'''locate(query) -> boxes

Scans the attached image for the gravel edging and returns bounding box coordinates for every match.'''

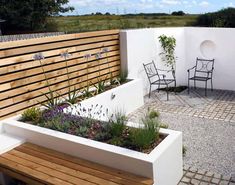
[158,112,235,178]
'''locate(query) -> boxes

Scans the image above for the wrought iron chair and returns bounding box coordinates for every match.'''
[187,57,215,96]
[143,61,176,100]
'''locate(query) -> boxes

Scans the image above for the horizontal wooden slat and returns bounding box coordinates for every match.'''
[0,69,120,118]
[0,51,120,87]
[0,143,153,185]
[9,150,118,185]
[0,166,44,185]
[2,153,96,185]
[0,56,120,101]
[0,30,121,120]
[0,30,119,50]
[0,157,72,185]
[19,143,152,185]
[0,35,119,58]
[0,45,119,75]
[0,70,120,119]
[0,39,118,67]
[0,60,120,108]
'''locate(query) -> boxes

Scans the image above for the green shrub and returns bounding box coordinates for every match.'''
[108,112,127,137]
[129,113,160,150]
[148,109,160,119]
[160,123,169,129]
[196,8,235,27]
[21,107,41,122]
[109,137,124,146]
[93,78,106,94]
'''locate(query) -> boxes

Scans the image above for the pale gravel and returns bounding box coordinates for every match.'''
[159,112,235,178]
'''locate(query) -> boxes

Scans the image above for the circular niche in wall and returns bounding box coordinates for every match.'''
[200,40,216,59]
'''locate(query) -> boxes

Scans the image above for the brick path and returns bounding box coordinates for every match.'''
[129,88,235,123]
[179,166,235,185]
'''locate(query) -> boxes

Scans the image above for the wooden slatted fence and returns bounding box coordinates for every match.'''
[0,30,120,120]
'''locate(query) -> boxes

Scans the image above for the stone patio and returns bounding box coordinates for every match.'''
[129,88,235,123]
[179,166,235,185]
[128,88,235,184]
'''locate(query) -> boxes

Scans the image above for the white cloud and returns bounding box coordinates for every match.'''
[69,0,127,7]
[228,2,235,7]
[199,1,210,7]
[161,0,181,5]
[192,0,197,5]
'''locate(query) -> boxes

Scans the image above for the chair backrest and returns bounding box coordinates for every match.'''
[195,58,215,77]
[143,61,160,83]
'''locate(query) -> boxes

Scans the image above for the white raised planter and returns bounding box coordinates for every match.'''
[77,78,144,116]
[2,118,183,185]
[0,78,182,184]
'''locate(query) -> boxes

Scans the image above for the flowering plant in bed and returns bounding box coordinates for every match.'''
[20,105,166,153]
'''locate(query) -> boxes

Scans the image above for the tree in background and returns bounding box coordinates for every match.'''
[196,8,235,27]
[0,0,74,33]
[171,11,185,16]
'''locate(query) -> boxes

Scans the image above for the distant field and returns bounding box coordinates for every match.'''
[51,14,199,33]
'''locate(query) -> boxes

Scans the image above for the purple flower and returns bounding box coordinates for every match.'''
[61,51,72,59]
[84,54,92,60]
[32,53,45,60]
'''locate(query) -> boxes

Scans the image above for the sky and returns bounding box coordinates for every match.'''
[66,0,235,15]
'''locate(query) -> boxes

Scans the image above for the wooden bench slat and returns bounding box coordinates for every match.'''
[1,153,95,185]
[0,166,44,185]
[16,146,137,185]
[22,143,153,185]
[0,157,72,185]
[9,149,118,185]
[0,143,153,185]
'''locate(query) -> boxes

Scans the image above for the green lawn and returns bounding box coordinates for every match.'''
[51,14,199,33]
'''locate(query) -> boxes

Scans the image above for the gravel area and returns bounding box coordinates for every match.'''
[159,112,235,178]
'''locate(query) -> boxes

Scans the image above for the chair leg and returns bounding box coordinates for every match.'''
[149,85,152,98]
[205,81,207,96]
[166,84,169,101]
[158,83,160,93]
[211,79,213,91]
[194,80,196,89]
[188,79,190,94]
[174,80,176,95]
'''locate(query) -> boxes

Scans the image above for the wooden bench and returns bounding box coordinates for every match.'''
[0,143,153,185]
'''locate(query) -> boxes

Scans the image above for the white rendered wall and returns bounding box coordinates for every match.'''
[120,27,235,94]
[66,79,144,121]
[185,27,235,91]
[120,28,186,95]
